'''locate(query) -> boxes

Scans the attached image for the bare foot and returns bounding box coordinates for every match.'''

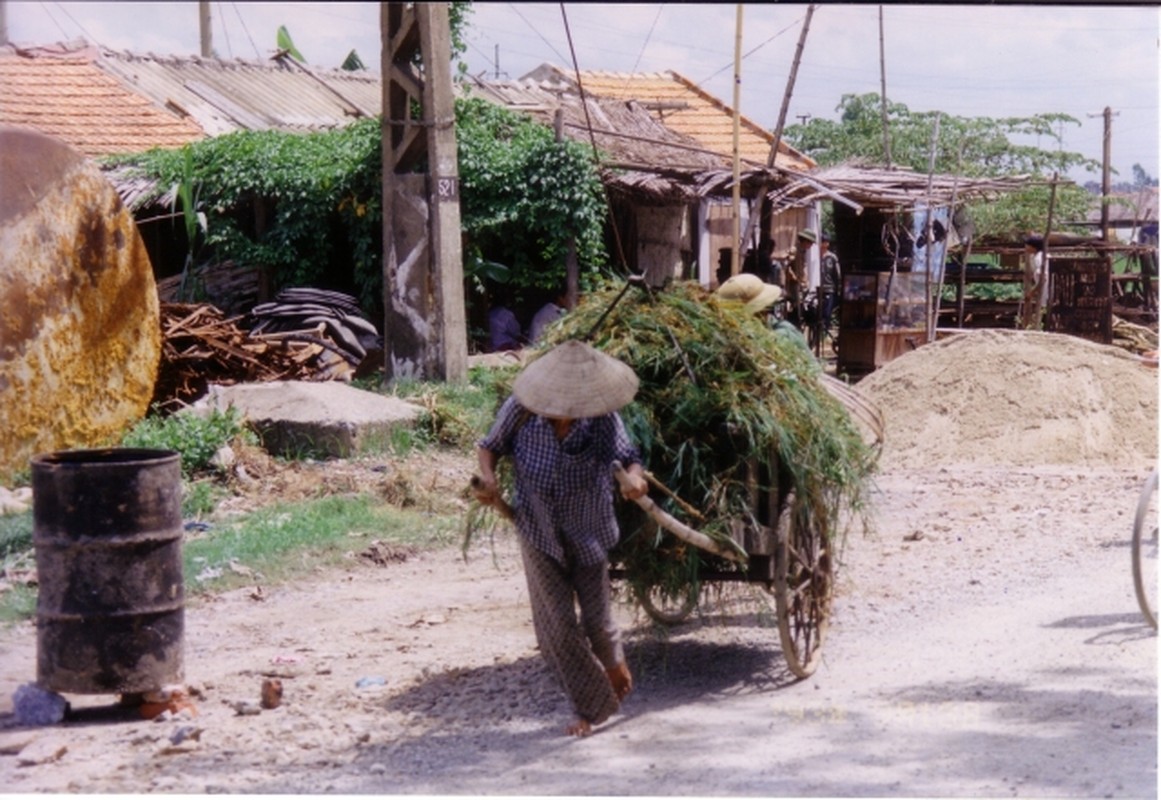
[565,717,592,737]
[606,662,633,701]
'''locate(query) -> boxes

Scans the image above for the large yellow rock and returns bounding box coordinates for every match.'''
[0,126,159,481]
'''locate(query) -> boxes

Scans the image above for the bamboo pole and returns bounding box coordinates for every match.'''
[731,4,744,278]
[738,4,816,259]
[878,5,891,168]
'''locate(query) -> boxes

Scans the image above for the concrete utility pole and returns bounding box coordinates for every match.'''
[381,2,467,383]
[0,1,9,48]
[199,1,212,58]
[1086,106,1118,242]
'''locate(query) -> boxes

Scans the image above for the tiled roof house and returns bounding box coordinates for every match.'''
[0,42,204,156]
[0,38,381,157]
[522,64,815,173]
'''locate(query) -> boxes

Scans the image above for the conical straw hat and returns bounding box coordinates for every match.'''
[716,273,783,314]
[513,339,639,419]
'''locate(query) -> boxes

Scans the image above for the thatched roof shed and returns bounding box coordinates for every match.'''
[770,162,1042,212]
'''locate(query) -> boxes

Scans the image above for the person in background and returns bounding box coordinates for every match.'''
[473,340,648,738]
[788,228,817,311]
[759,239,786,289]
[488,291,524,352]
[715,273,810,354]
[819,233,842,328]
[528,287,569,343]
[1021,234,1048,329]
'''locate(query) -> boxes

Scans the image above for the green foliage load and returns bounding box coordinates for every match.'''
[541,281,876,595]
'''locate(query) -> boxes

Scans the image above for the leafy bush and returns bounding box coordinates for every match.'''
[120,407,254,477]
[107,95,611,319]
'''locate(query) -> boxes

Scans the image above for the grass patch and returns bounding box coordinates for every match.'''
[358,367,512,451]
[0,493,462,622]
[121,406,255,477]
[185,493,459,592]
[0,511,33,558]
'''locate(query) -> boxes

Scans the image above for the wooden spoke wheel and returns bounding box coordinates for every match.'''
[634,581,699,625]
[770,492,832,678]
[630,520,699,625]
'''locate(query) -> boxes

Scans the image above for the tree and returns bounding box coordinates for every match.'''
[1132,163,1158,189]
[785,93,1101,237]
[456,97,609,299]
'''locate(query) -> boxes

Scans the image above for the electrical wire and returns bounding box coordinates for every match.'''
[229,1,262,61]
[698,14,803,86]
[559,3,634,279]
[37,3,73,42]
[626,4,664,77]
[45,1,96,45]
[215,1,232,58]
[509,2,571,65]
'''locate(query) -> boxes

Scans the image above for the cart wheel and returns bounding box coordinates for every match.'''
[1132,468,1158,631]
[770,492,831,678]
[634,581,698,625]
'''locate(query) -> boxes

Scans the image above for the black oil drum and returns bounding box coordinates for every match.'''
[31,448,184,694]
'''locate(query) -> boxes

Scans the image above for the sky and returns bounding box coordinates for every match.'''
[6,2,1158,185]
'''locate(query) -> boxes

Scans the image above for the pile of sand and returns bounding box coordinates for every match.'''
[856,329,1158,470]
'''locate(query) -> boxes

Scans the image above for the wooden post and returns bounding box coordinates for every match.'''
[921,114,940,336]
[1033,174,1059,328]
[731,4,743,278]
[878,6,891,168]
[929,142,963,342]
[381,2,467,383]
[1101,106,1112,242]
[199,1,212,58]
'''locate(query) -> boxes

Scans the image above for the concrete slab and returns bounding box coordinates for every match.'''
[193,381,425,459]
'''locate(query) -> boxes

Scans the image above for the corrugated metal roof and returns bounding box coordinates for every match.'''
[521,64,815,172]
[0,42,204,156]
[95,47,381,135]
[461,74,728,200]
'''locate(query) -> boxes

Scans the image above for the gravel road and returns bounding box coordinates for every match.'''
[1,460,1155,796]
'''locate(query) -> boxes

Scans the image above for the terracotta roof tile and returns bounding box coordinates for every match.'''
[569,68,814,171]
[0,47,204,157]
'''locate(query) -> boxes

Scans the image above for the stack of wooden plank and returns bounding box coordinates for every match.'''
[153,302,355,411]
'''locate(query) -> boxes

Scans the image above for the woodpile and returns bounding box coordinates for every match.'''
[156,261,261,316]
[1113,315,1160,356]
[154,289,383,411]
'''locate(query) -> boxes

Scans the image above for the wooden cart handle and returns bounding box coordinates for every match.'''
[612,461,746,564]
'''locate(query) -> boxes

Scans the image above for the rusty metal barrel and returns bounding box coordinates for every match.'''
[32,448,184,695]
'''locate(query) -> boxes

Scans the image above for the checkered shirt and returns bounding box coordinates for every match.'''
[478,396,641,567]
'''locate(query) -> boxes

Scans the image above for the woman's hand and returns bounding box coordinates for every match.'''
[474,447,501,506]
[620,464,648,501]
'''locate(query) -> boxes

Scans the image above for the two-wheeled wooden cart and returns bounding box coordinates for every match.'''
[608,372,881,681]
[610,449,833,680]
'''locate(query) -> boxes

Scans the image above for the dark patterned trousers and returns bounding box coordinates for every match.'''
[519,536,623,725]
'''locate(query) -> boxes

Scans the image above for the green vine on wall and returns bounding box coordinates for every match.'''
[106,95,609,317]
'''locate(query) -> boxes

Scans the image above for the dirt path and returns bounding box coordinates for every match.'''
[0,460,1155,796]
